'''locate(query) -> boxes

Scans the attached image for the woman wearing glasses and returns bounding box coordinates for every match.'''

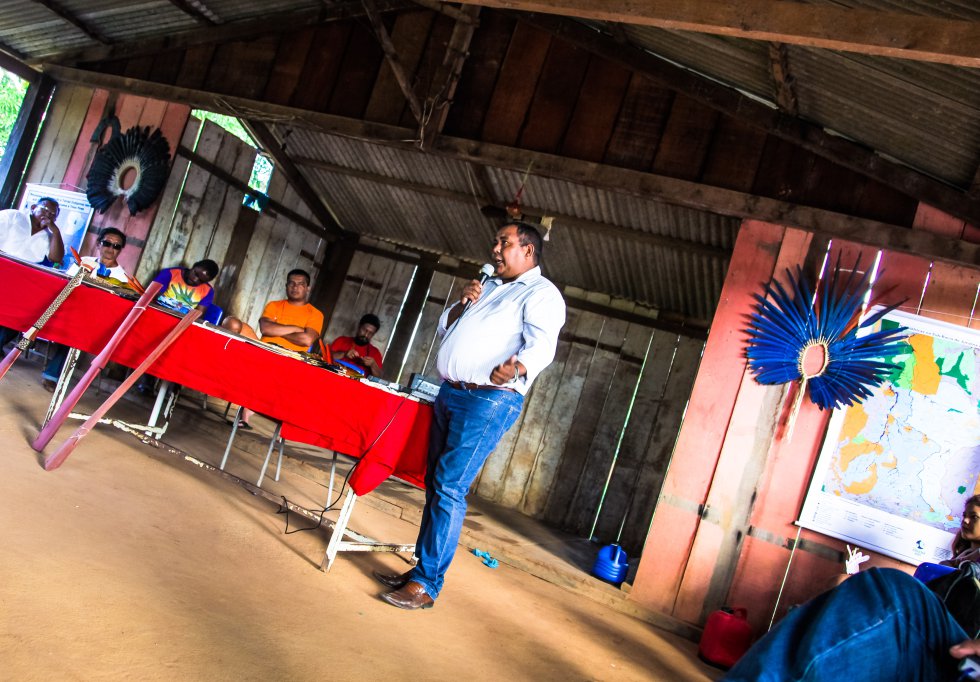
[40,227,129,391]
[69,227,128,282]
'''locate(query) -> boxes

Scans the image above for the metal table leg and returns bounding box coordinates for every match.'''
[42,347,81,428]
[219,405,243,470]
[256,422,283,487]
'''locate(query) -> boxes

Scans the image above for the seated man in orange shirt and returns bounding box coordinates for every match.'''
[257,269,324,352]
[222,268,324,428]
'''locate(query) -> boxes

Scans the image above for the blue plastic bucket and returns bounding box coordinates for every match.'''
[592,543,629,584]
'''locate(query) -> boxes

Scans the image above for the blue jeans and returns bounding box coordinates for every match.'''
[724,568,968,682]
[42,343,69,382]
[409,382,524,600]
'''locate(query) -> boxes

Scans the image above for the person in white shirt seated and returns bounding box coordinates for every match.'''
[0,197,66,360]
[40,227,129,391]
[0,196,65,266]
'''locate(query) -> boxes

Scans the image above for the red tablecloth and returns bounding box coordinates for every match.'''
[0,256,430,494]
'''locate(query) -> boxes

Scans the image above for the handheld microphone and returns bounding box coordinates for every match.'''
[477,263,495,284]
[462,263,495,311]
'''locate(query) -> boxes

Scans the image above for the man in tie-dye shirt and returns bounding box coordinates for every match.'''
[152,259,220,314]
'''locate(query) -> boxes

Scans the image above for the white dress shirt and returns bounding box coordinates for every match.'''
[436,266,566,396]
[0,209,51,263]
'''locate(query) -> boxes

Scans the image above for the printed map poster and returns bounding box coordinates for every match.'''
[19,184,95,271]
[798,308,980,565]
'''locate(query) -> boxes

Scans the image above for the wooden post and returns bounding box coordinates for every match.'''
[310,233,359,334]
[382,255,437,383]
[0,74,55,209]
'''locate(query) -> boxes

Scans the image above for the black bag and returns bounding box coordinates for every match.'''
[927,561,980,639]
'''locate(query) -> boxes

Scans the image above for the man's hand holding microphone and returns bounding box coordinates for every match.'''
[447,263,494,327]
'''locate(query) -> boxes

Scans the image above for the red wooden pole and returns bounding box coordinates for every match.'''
[32,281,163,452]
[43,308,202,470]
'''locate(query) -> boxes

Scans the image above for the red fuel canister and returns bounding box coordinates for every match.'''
[698,606,752,669]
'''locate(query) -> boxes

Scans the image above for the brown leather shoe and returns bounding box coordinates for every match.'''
[373,569,413,590]
[380,581,434,610]
[41,379,56,393]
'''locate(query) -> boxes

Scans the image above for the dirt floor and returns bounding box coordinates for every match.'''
[0,356,722,681]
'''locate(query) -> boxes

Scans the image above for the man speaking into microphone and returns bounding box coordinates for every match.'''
[376,221,566,610]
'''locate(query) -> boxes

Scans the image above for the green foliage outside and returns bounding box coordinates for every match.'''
[0,70,29,159]
[192,109,273,199]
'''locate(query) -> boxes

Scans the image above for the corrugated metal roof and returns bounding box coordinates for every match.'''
[616,18,980,189]
[622,25,775,104]
[0,3,97,56]
[288,127,735,323]
[790,47,980,185]
[197,0,320,22]
[0,1,199,56]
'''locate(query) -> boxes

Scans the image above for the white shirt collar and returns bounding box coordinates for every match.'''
[492,265,542,286]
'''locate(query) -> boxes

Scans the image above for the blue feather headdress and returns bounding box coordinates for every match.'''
[745,257,909,434]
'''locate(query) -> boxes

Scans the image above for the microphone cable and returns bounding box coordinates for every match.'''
[277,396,409,535]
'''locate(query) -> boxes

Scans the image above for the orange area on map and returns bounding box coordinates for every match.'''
[839,440,883,471]
[845,463,879,495]
[881,454,897,469]
[840,405,869,443]
[909,334,940,394]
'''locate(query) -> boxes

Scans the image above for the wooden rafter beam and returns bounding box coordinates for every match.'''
[419,4,480,146]
[292,154,731,258]
[41,66,980,267]
[521,14,980,226]
[412,0,479,24]
[767,42,797,116]
[969,163,980,201]
[0,51,39,83]
[426,137,980,267]
[165,0,220,25]
[362,0,426,126]
[30,0,111,45]
[450,0,980,67]
[244,120,348,238]
[34,0,415,66]
[175,144,341,242]
[0,41,29,66]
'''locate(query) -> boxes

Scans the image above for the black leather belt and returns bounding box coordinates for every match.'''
[447,380,516,393]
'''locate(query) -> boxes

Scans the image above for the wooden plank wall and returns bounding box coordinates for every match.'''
[135,118,325,328]
[23,86,191,275]
[630,215,980,636]
[326,249,703,552]
[323,249,417,354]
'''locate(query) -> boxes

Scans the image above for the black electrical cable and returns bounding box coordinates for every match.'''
[276,397,408,535]
[277,458,360,534]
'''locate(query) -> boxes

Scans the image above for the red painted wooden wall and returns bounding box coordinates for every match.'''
[60,91,191,276]
[630,209,980,636]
